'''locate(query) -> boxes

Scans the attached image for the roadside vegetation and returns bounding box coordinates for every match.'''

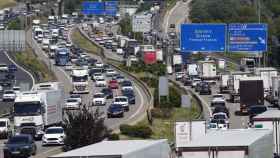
[189,0,280,67]
[71,29,103,55]
[13,46,56,82]
[0,0,16,9]
[7,17,22,30]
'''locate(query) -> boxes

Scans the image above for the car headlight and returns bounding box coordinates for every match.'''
[23,145,31,149]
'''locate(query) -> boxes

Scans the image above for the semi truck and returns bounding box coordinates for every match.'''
[173,54,182,66]
[239,78,264,114]
[240,58,255,72]
[254,67,278,96]
[71,68,89,94]
[187,64,198,77]
[198,60,217,79]
[219,74,230,93]
[55,48,70,66]
[13,82,63,140]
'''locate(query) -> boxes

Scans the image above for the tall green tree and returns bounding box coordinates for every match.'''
[63,106,109,151]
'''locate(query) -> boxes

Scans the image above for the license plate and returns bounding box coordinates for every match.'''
[12,151,20,154]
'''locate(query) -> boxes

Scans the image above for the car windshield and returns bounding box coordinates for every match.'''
[14,102,41,116]
[8,136,29,144]
[110,104,122,109]
[122,81,132,87]
[94,94,104,98]
[4,91,14,94]
[213,114,226,120]
[115,97,127,102]
[97,78,104,81]
[70,95,80,99]
[72,76,88,82]
[102,88,111,93]
[0,121,6,127]
[46,128,64,134]
[212,102,226,107]
[213,95,223,99]
[67,99,78,102]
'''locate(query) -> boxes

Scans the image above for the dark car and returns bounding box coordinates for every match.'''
[183,77,192,86]
[8,64,17,72]
[122,89,136,104]
[199,84,212,95]
[87,58,97,66]
[4,134,37,158]
[107,104,124,118]
[20,126,37,140]
[101,88,113,99]
[213,105,230,118]
[248,105,267,117]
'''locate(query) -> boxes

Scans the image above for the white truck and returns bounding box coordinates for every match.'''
[254,67,278,95]
[217,59,225,69]
[173,54,182,65]
[71,68,89,94]
[241,57,255,71]
[42,38,50,51]
[252,110,280,155]
[156,49,163,61]
[187,64,198,77]
[198,60,217,79]
[13,82,63,140]
[271,76,280,105]
[220,74,230,93]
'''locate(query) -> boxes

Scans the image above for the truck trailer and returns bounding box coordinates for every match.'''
[252,110,280,155]
[239,78,264,114]
[198,60,217,79]
[13,82,63,139]
[219,74,230,93]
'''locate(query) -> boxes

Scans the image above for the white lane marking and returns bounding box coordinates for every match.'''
[127,84,144,121]
[4,51,35,89]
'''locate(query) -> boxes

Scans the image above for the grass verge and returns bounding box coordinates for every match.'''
[120,99,200,142]
[223,52,248,61]
[71,29,102,56]
[0,0,16,9]
[13,46,56,82]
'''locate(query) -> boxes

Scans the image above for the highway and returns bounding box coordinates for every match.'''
[20,21,150,157]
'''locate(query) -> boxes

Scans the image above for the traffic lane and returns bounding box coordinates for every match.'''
[195,83,249,129]
[0,51,33,88]
[79,25,123,62]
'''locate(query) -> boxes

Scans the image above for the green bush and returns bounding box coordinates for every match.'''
[120,124,152,138]
[107,133,120,140]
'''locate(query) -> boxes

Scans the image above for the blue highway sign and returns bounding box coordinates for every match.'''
[180,23,226,52]
[82,2,105,15]
[105,1,118,16]
[228,23,267,52]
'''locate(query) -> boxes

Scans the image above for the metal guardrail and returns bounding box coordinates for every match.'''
[168,79,203,119]
[76,27,154,124]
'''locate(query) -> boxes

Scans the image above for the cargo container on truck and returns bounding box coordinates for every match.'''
[156,49,163,61]
[140,45,156,64]
[13,82,63,140]
[239,78,264,114]
[217,59,225,69]
[42,38,50,51]
[177,129,273,158]
[269,76,280,105]
[252,110,280,155]
[173,54,182,66]
[187,64,198,77]
[220,74,230,93]
[254,67,278,96]
[198,60,217,79]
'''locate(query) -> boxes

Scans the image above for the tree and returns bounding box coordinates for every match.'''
[63,106,110,151]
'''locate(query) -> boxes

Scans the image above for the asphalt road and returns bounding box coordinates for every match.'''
[17,22,149,157]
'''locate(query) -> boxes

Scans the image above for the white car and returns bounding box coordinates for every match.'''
[208,119,228,130]
[116,48,124,55]
[95,62,104,68]
[113,96,129,111]
[106,69,116,77]
[212,112,229,124]
[92,73,104,81]
[42,127,65,146]
[116,75,125,83]
[0,64,8,72]
[212,94,225,101]
[191,78,201,88]
[66,41,72,47]
[92,93,106,106]
[175,72,185,80]
[65,98,81,110]
[2,90,16,101]
[96,78,107,87]
[69,94,82,104]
